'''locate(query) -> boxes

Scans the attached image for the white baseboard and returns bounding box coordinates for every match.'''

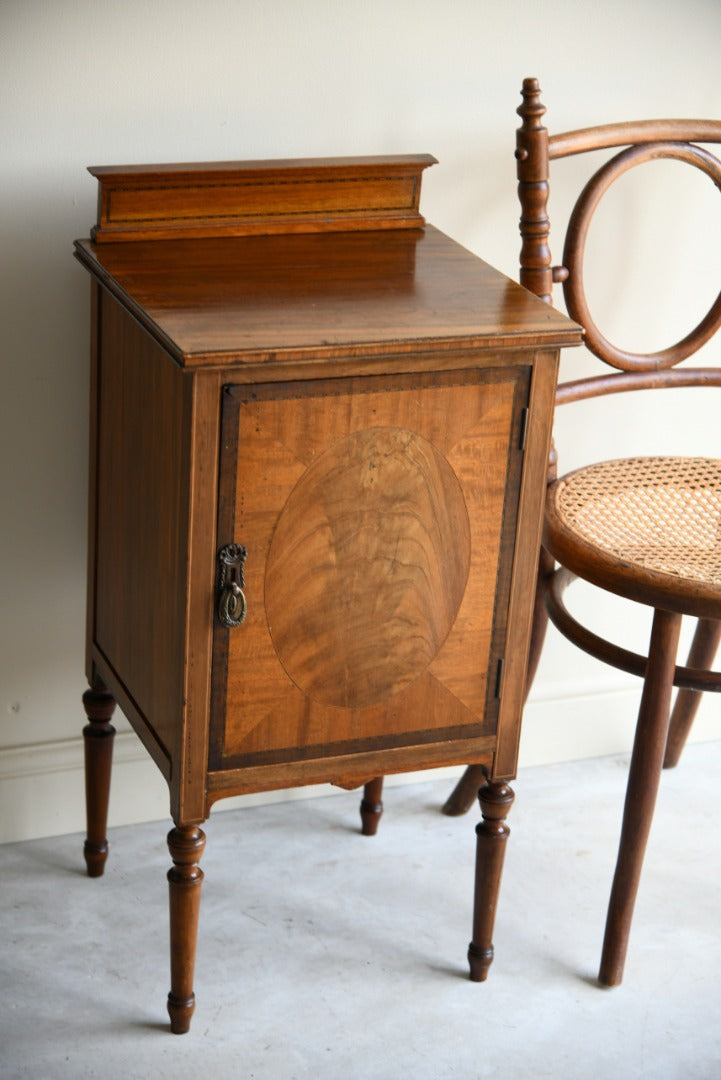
[1,683,718,844]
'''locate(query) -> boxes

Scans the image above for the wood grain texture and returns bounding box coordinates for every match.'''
[264,426,471,709]
[360,777,384,836]
[82,687,116,877]
[206,737,496,805]
[493,350,559,778]
[211,366,528,773]
[74,226,581,369]
[174,370,223,824]
[663,617,721,768]
[468,778,515,982]
[88,155,436,242]
[549,118,721,159]
[166,825,205,1034]
[599,609,682,986]
[93,296,188,776]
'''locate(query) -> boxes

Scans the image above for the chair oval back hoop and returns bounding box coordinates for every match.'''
[561,141,721,372]
[516,77,721,390]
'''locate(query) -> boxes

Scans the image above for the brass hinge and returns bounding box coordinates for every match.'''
[494,656,505,699]
[519,407,529,452]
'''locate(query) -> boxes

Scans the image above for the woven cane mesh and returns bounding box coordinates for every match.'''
[553,457,721,584]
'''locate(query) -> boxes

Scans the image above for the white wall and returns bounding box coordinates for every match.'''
[2,0,721,841]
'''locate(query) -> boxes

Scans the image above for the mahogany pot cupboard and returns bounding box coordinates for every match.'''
[74,154,581,1032]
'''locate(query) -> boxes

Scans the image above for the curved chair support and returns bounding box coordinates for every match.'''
[545,568,721,694]
[556,367,721,406]
[549,119,721,160]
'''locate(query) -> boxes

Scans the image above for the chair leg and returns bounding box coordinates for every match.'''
[599,608,682,987]
[468,775,515,982]
[443,548,553,817]
[82,685,116,878]
[663,617,721,769]
[441,764,487,818]
[360,776,384,836]
[167,825,206,1034]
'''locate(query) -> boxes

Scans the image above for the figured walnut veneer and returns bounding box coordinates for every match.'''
[265,426,471,709]
[211,367,527,775]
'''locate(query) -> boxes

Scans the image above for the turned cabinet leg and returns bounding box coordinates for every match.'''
[468,774,515,982]
[82,686,116,878]
[599,608,682,987]
[167,825,206,1034]
[663,617,721,769]
[360,776,384,836]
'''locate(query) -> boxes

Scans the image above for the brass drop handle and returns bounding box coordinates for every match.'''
[217,544,248,628]
[218,580,247,627]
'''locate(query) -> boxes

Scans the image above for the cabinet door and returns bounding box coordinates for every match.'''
[210,365,530,778]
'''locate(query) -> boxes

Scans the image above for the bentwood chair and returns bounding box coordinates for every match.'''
[444,78,721,986]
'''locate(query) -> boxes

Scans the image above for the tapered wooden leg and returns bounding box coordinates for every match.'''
[82,686,116,878]
[599,608,682,987]
[468,775,515,982]
[663,617,721,769]
[360,776,384,836]
[167,825,206,1034]
[444,548,553,817]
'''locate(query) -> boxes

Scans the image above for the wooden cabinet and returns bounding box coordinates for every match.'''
[74,156,581,1033]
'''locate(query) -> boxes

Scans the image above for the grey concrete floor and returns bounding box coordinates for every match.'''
[2,744,721,1079]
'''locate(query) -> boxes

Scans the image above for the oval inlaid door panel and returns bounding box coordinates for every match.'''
[212,367,528,770]
[264,426,471,709]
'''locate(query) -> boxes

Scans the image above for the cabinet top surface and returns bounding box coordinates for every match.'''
[74,225,581,368]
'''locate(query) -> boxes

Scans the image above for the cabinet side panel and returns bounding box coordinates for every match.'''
[85,280,101,681]
[93,296,187,770]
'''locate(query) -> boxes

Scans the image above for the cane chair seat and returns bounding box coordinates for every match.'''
[545,456,721,617]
